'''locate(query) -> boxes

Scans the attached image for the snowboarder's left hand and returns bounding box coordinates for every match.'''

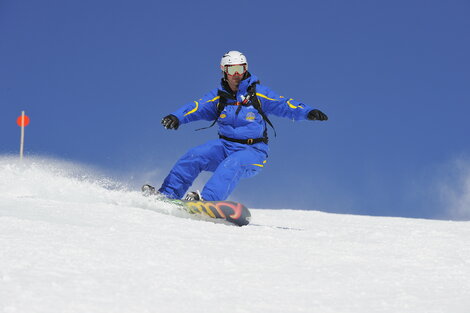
[161,114,180,130]
[308,109,328,121]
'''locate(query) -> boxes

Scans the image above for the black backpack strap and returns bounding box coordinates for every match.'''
[248,83,277,137]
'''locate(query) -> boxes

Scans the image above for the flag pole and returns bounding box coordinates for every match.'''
[20,111,25,160]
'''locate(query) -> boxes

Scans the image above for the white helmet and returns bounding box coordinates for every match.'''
[220,51,248,70]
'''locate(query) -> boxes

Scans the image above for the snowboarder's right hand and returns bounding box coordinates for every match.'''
[161,114,180,130]
[307,109,328,121]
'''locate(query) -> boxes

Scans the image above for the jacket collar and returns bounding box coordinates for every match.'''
[220,72,259,96]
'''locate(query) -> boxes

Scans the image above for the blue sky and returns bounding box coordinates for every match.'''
[1,0,469,219]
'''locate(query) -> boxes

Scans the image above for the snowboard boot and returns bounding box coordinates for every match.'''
[142,184,158,196]
[184,190,203,201]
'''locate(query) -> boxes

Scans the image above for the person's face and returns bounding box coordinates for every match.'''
[227,72,243,86]
[224,64,247,86]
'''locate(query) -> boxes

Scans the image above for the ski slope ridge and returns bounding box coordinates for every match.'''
[1,156,469,313]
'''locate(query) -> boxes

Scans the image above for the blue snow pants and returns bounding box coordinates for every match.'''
[158,139,268,201]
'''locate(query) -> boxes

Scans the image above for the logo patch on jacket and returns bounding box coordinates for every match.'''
[219,113,227,119]
[245,112,256,122]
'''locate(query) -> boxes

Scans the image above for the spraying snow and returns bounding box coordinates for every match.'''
[1,156,469,313]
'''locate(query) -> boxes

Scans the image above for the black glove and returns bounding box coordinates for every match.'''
[307,109,328,121]
[161,114,180,130]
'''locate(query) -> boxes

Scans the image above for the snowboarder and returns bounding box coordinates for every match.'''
[157,51,328,201]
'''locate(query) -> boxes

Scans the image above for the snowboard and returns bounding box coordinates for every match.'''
[141,185,251,227]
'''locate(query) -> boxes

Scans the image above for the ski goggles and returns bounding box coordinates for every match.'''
[224,64,247,76]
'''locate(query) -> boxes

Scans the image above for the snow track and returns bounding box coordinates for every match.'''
[1,156,469,313]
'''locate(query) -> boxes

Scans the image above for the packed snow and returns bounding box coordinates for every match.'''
[1,156,469,313]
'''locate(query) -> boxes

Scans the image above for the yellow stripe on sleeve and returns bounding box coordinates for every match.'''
[257,93,299,109]
[287,98,298,109]
[184,101,199,116]
[256,93,277,101]
[251,160,267,167]
[183,95,221,117]
[207,96,220,102]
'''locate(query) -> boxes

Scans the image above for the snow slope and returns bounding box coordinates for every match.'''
[1,156,469,313]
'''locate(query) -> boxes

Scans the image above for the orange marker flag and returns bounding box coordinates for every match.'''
[16,114,30,127]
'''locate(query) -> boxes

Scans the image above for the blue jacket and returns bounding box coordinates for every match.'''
[170,73,314,143]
